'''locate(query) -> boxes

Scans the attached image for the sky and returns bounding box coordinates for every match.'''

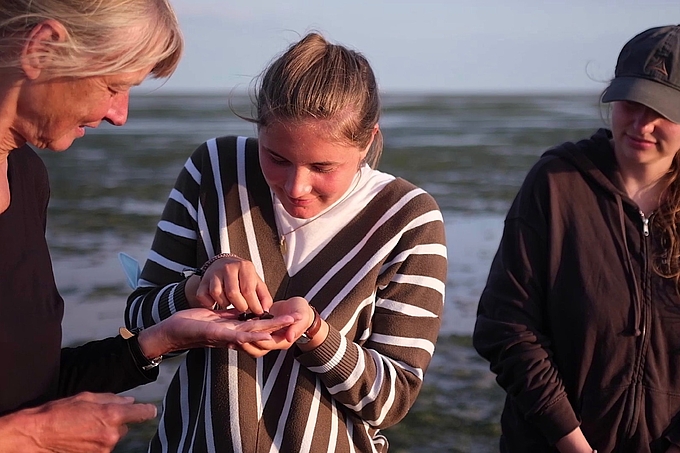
[146,1,680,95]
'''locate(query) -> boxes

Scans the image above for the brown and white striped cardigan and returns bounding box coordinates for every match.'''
[126,136,447,453]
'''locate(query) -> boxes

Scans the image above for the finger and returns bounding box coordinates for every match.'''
[255,283,274,312]
[270,326,299,346]
[118,403,158,424]
[208,275,233,310]
[249,335,292,351]
[237,276,267,315]
[233,331,273,343]
[287,325,302,343]
[240,316,296,333]
[240,284,265,315]
[194,284,222,309]
[207,329,272,347]
[239,342,269,358]
[117,423,130,440]
[76,392,135,405]
[218,272,249,312]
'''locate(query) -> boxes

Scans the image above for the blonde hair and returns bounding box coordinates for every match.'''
[651,155,680,291]
[0,0,183,79]
[252,32,383,168]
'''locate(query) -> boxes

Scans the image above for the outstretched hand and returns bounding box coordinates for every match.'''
[0,392,156,452]
[239,296,315,358]
[137,307,297,359]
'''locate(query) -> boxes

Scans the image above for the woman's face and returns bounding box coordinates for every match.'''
[14,67,151,151]
[258,120,370,219]
[611,100,680,172]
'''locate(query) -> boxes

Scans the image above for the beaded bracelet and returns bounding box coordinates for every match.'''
[181,252,242,279]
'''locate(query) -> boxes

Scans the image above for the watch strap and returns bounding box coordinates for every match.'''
[306,305,322,339]
[120,327,163,371]
[300,305,321,342]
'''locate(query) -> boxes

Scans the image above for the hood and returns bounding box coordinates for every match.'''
[543,128,643,336]
[541,128,628,201]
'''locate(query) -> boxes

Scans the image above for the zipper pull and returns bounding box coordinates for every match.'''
[640,211,649,237]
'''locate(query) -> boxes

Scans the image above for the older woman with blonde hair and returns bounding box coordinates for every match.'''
[0,1,294,451]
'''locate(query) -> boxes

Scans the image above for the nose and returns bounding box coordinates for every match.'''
[105,91,130,126]
[285,167,312,198]
[632,104,661,133]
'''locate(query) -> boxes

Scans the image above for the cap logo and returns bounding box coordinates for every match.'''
[647,54,669,77]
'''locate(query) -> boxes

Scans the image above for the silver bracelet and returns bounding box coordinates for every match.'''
[181,253,241,278]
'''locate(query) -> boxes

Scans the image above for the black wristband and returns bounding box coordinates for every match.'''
[120,327,162,371]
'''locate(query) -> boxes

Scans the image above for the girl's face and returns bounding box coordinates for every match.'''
[611,100,680,172]
[258,120,370,219]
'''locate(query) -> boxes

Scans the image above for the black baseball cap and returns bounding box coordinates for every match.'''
[602,25,680,124]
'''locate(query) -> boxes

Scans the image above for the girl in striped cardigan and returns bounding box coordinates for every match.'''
[127,32,447,453]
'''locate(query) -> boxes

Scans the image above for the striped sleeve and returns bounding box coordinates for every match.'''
[296,189,447,429]
[125,142,209,329]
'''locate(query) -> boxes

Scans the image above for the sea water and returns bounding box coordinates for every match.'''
[41,91,605,452]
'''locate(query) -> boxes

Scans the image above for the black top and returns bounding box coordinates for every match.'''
[474,129,680,452]
[0,146,156,416]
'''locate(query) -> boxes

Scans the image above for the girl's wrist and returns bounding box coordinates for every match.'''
[181,253,242,279]
[296,317,329,351]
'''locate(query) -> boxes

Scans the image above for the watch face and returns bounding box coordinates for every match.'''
[142,356,163,370]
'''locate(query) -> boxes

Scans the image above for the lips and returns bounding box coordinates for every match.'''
[626,133,655,149]
[287,197,314,207]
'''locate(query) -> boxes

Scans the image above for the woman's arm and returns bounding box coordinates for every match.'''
[472,177,581,446]
[125,146,208,329]
[296,192,447,429]
[60,308,294,396]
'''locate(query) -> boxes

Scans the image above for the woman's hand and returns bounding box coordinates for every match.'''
[238,297,320,358]
[555,427,594,453]
[0,392,157,453]
[184,256,273,314]
[136,307,297,358]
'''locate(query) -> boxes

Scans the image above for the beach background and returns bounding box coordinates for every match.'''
[41,91,605,452]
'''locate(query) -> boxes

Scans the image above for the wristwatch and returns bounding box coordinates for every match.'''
[120,326,163,371]
[296,305,322,345]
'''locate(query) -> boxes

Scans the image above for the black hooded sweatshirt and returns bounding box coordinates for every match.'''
[474,129,680,453]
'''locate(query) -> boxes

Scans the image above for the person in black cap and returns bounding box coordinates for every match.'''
[473,25,680,453]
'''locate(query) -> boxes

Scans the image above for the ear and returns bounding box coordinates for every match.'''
[371,123,380,140]
[20,19,68,80]
[362,123,380,154]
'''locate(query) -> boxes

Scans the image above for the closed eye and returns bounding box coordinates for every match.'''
[268,154,289,165]
[312,165,334,173]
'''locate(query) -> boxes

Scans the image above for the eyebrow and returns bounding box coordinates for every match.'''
[117,80,145,89]
[264,147,339,166]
